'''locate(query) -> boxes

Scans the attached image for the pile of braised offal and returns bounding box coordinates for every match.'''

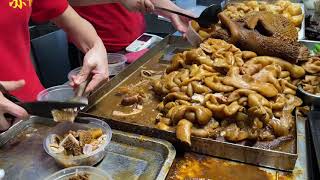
[152,38,320,146]
[223,0,304,29]
[301,55,320,95]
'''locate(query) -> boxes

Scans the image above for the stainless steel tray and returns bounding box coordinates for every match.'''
[83,35,298,171]
[0,117,176,180]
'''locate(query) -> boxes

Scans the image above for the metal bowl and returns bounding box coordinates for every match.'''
[297,85,320,109]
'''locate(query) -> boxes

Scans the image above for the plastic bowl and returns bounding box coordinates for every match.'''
[43,117,112,167]
[186,21,202,47]
[44,166,112,180]
[68,53,127,80]
[37,85,75,102]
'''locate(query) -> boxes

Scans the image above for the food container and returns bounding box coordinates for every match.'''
[68,53,127,80]
[37,85,75,102]
[43,117,112,167]
[44,166,112,180]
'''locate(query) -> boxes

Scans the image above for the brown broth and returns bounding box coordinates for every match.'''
[166,153,276,180]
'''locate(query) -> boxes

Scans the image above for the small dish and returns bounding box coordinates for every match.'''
[43,117,112,167]
[44,166,112,180]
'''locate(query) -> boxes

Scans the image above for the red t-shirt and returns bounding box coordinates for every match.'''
[0,0,68,101]
[74,3,145,52]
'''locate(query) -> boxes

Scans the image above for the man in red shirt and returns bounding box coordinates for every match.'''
[0,0,150,131]
[69,0,193,52]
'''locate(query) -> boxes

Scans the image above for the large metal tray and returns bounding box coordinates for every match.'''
[0,117,176,180]
[83,35,298,171]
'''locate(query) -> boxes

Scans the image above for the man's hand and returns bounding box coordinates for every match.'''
[52,6,109,93]
[71,42,109,93]
[150,0,195,33]
[0,80,29,132]
[168,10,195,33]
[119,0,154,12]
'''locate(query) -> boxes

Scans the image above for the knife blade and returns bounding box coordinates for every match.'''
[3,93,86,118]
[17,101,87,118]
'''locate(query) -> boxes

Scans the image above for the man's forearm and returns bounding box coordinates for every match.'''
[68,0,117,6]
[151,0,179,9]
[52,5,104,53]
[150,0,184,15]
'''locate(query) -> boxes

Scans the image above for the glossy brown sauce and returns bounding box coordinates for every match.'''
[88,55,167,127]
[166,153,276,180]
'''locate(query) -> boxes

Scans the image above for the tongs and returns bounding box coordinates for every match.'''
[0,84,86,119]
[155,4,222,28]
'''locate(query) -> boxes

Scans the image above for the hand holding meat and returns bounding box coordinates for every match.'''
[71,41,109,93]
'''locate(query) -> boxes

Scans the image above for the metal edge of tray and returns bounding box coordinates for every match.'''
[299,39,320,50]
[0,119,34,147]
[0,116,176,180]
[110,129,176,180]
[80,112,298,171]
[82,35,298,171]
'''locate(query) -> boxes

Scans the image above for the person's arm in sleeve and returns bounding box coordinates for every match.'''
[69,0,194,33]
[51,5,108,93]
[69,0,154,12]
[69,0,116,6]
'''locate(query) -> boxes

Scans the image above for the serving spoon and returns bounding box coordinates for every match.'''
[155,4,222,28]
